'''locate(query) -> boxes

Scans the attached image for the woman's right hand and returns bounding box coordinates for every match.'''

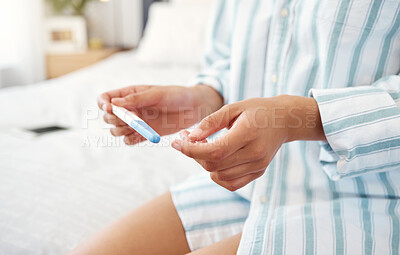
[97,85,223,145]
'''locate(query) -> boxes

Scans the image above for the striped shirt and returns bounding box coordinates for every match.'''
[191,0,400,254]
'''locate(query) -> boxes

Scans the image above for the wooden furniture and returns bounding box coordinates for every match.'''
[46,48,121,79]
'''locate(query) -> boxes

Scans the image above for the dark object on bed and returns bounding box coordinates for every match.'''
[27,126,69,135]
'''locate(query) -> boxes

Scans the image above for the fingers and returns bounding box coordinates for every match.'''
[98,94,114,113]
[196,147,267,172]
[210,170,265,192]
[104,112,136,138]
[208,160,267,181]
[103,113,126,126]
[97,85,151,113]
[199,142,268,172]
[172,139,229,161]
[188,103,242,141]
[111,88,162,110]
[98,86,158,144]
[107,121,146,145]
[179,130,207,143]
[179,130,191,141]
[98,88,128,113]
[172,118,250,161]
[110,126,135,137]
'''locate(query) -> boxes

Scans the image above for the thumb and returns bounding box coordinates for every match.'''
[111,89,161,109]
[189,104,241,141]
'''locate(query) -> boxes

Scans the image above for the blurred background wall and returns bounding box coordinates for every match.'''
[0,0,45,87]
[0,0,162,88]
[85,0,143,49]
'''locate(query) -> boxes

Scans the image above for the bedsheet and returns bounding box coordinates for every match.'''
[0,51,203,254]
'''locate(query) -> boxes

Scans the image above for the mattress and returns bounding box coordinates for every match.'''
[0,52,204,254]
[0,0,214,252]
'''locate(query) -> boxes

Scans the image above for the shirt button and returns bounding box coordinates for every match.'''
[260,196,268,204]
[270,74,278,83]
[280,8,289,18]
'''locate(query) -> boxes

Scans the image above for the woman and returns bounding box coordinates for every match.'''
[72,0,400,254]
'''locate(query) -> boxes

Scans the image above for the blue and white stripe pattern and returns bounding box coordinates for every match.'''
[174,0,400,254]
[171,174,250,251]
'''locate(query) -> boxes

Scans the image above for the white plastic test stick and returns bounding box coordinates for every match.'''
[111,104,161,143]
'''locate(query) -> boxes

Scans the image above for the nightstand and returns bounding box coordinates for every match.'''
[46,48,121,79]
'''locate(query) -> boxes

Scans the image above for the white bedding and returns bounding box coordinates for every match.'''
[0,1,212,254]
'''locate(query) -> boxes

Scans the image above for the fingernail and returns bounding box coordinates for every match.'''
[189,128,202,138]
[124,137,131,145]
[102,104,107,112]
[171,141,182,151]
[179,131,189,141]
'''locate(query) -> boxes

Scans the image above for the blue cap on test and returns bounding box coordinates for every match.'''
[130,120,161,144]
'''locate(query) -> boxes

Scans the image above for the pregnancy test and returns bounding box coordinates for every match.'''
[111,104,161,143]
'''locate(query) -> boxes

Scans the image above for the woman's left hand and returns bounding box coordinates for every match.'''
[171,95,325,191]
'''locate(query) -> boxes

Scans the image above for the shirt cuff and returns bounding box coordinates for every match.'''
[309,85,400,180]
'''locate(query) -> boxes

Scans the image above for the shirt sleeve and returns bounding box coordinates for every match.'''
[190,0,233,103]
[309,75,400,180]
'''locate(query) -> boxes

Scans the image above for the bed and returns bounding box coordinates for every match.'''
[0,1,212,254]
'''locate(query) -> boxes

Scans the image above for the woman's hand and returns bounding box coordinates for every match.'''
[171,95,325,191]
[98,85,223,145]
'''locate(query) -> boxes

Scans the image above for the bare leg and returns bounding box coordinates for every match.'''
[188,233,241,255]
[69,192,191,255]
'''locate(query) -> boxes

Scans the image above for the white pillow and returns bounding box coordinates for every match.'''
[134,1,212,66]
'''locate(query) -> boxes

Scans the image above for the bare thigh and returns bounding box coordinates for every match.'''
[69,192,191,255]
